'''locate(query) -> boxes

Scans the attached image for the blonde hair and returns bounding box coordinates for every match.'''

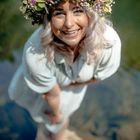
[41,10,112,65]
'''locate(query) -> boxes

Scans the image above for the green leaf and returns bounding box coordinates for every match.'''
[35,5,42,11]
[38,3,46,8]
[19,5,27,13]
[36,0,46,2]
[22,0,27,4]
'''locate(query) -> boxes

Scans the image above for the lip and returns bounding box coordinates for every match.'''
[61,29,80,38]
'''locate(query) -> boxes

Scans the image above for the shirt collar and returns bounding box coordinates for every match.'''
[54,52,65,64]
[54,51,86,65]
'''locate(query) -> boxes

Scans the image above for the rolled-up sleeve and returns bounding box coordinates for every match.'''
[22,40,56,94]
[94,26,121,80]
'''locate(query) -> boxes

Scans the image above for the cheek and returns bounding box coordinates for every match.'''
[78,15,89,28]
[51,18,64,34]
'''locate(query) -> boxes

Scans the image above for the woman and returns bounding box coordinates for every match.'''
[9,0,121,140]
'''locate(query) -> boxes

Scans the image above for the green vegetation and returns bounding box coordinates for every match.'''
[0,0,140,70]
[112,0,140,70]
[0,0,36,62]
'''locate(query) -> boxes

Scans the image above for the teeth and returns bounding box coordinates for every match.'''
[63,30,78,35]
[66,31,75,34]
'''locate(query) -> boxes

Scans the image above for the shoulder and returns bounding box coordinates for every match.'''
[100,25,121,63]
[24,25,44,50]
[29,26,44,41]
[22,26,48,72]
[23,25,44,57]
[103,25,121,48]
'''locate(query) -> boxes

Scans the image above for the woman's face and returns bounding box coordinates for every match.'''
[51,1,89,49]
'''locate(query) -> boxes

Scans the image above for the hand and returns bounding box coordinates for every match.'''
[44,111,63,124]
[67,77,98,87]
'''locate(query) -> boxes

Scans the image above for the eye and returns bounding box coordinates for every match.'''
[52,8,65,17]
[73,7,84,14]
[53,12,65,17]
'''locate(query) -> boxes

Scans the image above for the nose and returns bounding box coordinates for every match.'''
[64,13,74,29]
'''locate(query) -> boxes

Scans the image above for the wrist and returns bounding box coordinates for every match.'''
[51,110,61,116]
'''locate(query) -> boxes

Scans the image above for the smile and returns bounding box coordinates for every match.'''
[62,29,80,37]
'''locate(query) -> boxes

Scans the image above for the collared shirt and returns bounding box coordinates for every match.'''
[8,25,121,133]
[21,25,121,94]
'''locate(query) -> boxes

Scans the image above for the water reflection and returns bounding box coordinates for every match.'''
[0,50,140,140]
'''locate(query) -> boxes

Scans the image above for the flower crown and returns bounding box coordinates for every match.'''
[20,0,115,25]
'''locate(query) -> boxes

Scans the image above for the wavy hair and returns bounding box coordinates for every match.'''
[41,8,112,65]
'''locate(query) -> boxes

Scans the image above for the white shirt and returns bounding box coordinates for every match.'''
[22,25,121,93]
[8,25,121,133]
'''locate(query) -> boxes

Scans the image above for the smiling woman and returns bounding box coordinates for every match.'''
[8,0,121,140]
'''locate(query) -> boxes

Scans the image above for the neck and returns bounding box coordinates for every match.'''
[53,36,81,62]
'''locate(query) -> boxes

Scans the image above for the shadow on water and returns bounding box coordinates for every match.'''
[0,50,140,140]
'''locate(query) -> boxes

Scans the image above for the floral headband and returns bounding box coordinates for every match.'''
[20,0,115,25]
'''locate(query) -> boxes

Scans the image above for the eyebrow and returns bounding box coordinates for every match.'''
[53,8,64,12]
[73,6,82,10]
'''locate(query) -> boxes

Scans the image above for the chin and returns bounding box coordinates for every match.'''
[63,39,81,48]
[66,43,79,48]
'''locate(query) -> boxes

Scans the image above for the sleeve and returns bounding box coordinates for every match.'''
[94,26,121,80]
[22,27,57,94]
